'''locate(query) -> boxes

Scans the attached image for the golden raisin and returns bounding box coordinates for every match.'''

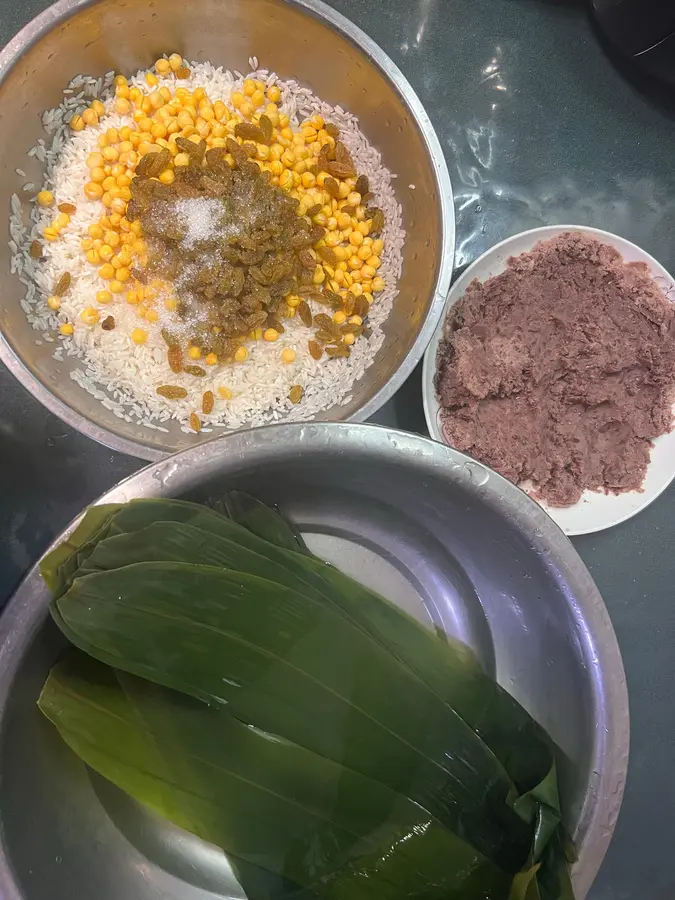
[202,390,214,415]
[183,365,206,377]
[168,346,183,374]
[53,272,71,296]
[308,340,323,360]
[298,300,312,328]
[289,385,304,404]
[189,412,201,432]
[156,385,188,399]
[57,202,77,214]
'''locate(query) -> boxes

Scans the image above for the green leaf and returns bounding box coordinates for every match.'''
[39,503,121,593]
[222,492,309,554]
[39,653,512,900]
[54,561,531,872]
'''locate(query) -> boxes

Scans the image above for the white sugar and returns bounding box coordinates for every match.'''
[175,197,225,248]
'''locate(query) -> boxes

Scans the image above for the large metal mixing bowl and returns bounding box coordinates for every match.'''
[0,424,627,900]
[0,0,454,460]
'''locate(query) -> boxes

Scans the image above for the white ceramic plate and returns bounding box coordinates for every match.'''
[422,225,675,536]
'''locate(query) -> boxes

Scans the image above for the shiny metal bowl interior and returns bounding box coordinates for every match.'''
[0,423,627,900]
[0,0,454,460]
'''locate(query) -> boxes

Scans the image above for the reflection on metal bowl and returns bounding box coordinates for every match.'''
[0,423,627,900]
[0,0,454,460]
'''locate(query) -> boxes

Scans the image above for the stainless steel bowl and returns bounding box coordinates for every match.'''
[0,0,454,460]
[0,423,627,900]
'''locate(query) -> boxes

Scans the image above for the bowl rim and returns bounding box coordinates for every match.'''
[0,422,628,900]
[0,0,456,461]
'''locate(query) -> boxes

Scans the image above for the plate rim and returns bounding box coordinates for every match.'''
[422,223,675,536]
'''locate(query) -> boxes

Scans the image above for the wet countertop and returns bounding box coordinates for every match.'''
[0,1,673,898]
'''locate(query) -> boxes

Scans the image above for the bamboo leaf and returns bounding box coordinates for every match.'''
[39,653,512,900]
[54,561,531,872]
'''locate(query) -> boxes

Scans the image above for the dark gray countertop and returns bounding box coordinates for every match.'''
[0,0,673,897]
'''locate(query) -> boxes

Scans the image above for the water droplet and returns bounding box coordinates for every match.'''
[474,205,482,213]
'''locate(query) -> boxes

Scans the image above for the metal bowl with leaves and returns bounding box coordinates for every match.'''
[0,424,628,900]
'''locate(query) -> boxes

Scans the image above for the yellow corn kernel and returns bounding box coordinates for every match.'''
[98,244,113,262]
[106,127,120,144]
[114,74,128,87]
[240,100,254,118]
[372,238,384,255]
[125,290,139,305]
[204,352,218,366]
[53,213,69,230]
[348,315,363,327]
[333,310,347,325]
[218,386,233,400]
[131,327,147,344]
[281,347,296,364]
[80,306,99,325]
[349,230,364,247]
[251,89,265,108]
[102,146,119,163]
[89,167,106,184]
[173,152,190,168]
[357,221,370,236]
[338,182,351,199]
[233,345,248,363]
[80,237,94,252]
[90,99,105,117]
[145,71,158,87]
[366,255,381,270]
[286,295,302,309]
[312,266,326,285]
[230,90,244,109]
[267,84,281,103]
[59,322,74,335]
[36,190,54,208]
[114,97,131,115]
[242,79,256,97]
[145,308,159,323]
[152,57,169,76]
[348,256,362,271]
[98,263,115,280]
[357,244,371,261]
[84,182,104,202]
[362,291,374,305]
[47,295,61,310]
[70,114,85,131]
[158,168,175,185]
[168,53,183,72]
[333,269,345,285]
[372,276,385,292]
[337,212,351,230]
[324,232,341,248]
[96,289,112,305]
[188,346,201,360]
[344,332,355,346]
[263,328,279,342]
[114,266,129,283]
[86,249,100,265]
